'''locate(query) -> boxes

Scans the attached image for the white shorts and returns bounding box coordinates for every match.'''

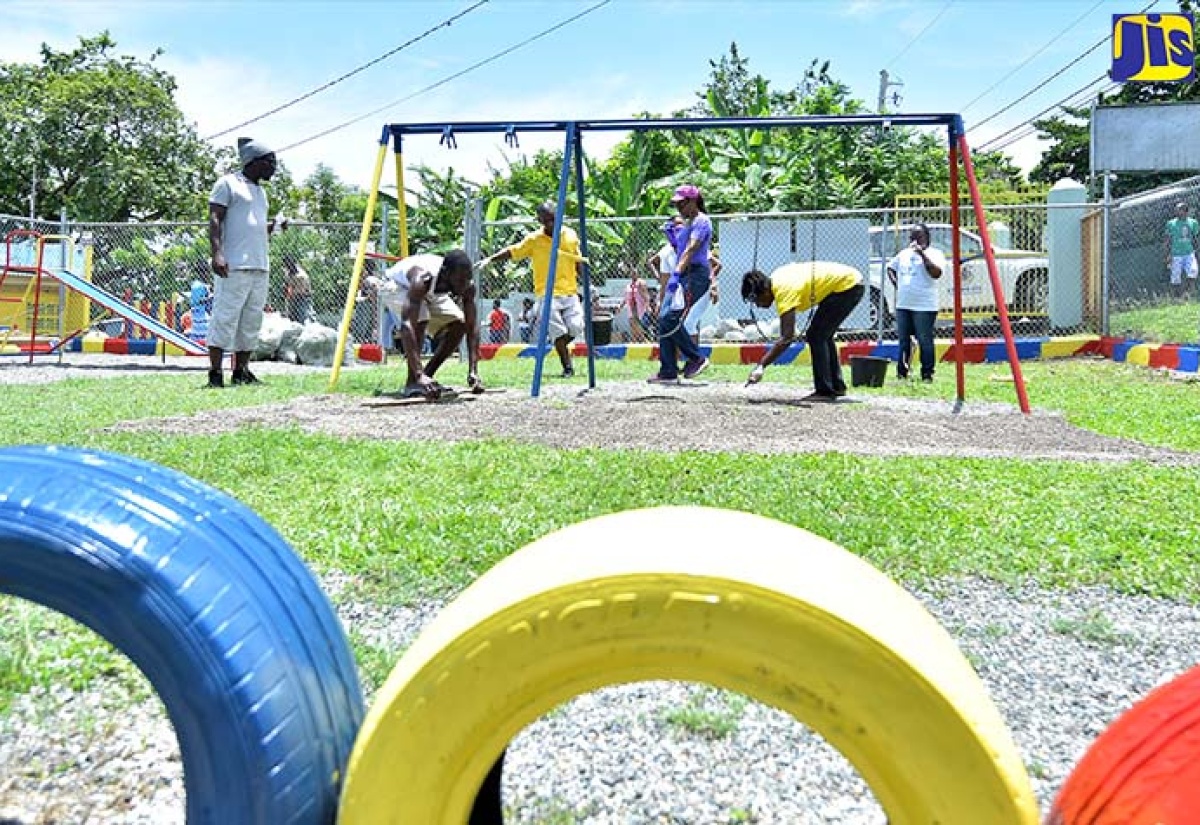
[1170,254,1198,285]
[379,288,464,336]
[539,295,584,342]
[208,269,268,352]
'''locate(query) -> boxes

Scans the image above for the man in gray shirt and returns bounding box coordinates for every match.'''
[206,137,285,388]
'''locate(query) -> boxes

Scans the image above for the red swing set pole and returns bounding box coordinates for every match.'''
[955,130,1032,415]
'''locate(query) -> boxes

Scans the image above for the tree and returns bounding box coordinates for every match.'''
[403,164,478,253]
[0,33,220,221]
[293,163,369,224]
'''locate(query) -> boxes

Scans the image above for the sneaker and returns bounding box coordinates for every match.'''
[647,372,680,385]
[682,357,710,380]
[231,368,262,386]
[561,366,575,378]
[921,376,934,384]
[203,369,224,389]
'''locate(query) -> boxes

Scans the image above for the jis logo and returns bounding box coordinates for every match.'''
[1111,13,1195,82]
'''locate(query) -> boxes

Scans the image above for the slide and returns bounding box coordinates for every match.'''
[50,268,206,355]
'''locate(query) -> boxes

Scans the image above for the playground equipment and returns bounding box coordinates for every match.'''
[338,506,1040,824]
[0,230,87,359]
[332,114,1032,413]
[0,229,206,361]
[1048,664,1200,824]
[0,446,363,823]
[3,445,1197,821]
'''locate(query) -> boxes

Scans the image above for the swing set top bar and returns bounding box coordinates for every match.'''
[384,113,964,140]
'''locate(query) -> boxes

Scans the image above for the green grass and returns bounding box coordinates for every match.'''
[1109,299,1200,345]
[2,354,1200,712]
[661,689,748,740]
[1049,607,1136,646]
[0,598,150,714]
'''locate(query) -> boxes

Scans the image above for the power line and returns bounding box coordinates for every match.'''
[204,0,489,141]
[884,0,954,71]
[974,80,1113,154]
[959,0,1104,114]
[976,76,1117,153]
[967,0,1158,134]
[277,0,612,155]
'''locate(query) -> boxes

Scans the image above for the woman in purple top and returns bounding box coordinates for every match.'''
[649,184,712,383]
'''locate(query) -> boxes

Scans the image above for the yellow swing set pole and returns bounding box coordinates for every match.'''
[394,139,409,259]
[328,128,391,392]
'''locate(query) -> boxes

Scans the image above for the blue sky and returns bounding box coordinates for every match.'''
[4,0,1162,194]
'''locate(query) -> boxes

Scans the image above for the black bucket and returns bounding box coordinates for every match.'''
[849,355,889,388]
[592,314,613,346]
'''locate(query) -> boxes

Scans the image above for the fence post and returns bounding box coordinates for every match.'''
[1102,173,1112,336]
[1046,179,1086,330]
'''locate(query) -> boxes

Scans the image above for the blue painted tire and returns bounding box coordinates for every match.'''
[0,445,364,824]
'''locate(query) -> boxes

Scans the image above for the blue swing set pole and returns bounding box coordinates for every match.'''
[572,125,597,390]
[530,122,577,398]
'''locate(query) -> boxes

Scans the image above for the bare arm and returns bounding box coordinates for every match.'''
[461,283,482,386]
[477,248,513,269]
[647,251,662,280]
[761,309,797,369]
[747,308,796,384]
[400,270,434,382]
[916,246,943,279]
[676,235,702,273]
[208,203,228,277]
[709,252,722,277]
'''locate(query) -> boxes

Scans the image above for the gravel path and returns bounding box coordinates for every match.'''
[3,577,1199,824]
[4,354,1200,822]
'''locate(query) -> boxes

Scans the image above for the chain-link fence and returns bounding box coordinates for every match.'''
[2,186,1107,357]
[475,199,1076,346]
[0,214,381,349]
[1104,174,1200,343]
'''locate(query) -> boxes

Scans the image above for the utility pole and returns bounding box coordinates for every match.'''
[877,70,904,113]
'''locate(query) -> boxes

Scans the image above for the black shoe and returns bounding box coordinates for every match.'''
[561,366,575,378]
[921,375,934,384]
[231,368,262,386]
[832,388,848,398]
[801,391,838,403]
[204,369,224,389]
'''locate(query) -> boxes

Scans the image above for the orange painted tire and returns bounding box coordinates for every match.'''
[1047,664,1200,824]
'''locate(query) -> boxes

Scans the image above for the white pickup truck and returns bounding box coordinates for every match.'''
[866,223,1048,325]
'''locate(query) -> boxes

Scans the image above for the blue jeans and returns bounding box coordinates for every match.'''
[656,263,709,378]
[896,308,937,379]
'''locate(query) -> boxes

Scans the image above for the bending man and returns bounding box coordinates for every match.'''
[379,249,483,399]
[742,261,865,402]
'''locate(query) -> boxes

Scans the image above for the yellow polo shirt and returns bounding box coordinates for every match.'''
[771,262,863,315]
[508,227,581,297]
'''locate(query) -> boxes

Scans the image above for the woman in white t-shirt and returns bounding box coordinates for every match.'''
[886,223,946,382]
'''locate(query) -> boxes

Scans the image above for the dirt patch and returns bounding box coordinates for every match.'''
[107,380,1200,464]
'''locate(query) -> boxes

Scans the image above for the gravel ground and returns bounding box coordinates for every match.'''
[3,354,1200,822]
[3,578,1199,824]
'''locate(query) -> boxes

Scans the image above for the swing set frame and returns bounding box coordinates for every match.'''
[329,113,1030,414]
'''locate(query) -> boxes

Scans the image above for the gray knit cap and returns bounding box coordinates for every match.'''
[237,137,274,167]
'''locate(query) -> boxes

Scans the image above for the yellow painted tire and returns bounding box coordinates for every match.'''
[339,507,1038,824]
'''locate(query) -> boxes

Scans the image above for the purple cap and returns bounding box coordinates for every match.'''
[670,184,700,203]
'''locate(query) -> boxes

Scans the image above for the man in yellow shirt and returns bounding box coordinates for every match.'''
[742,261,865,402]
[479,202,586,377]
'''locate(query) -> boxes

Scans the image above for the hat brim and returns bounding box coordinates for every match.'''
[670,195,687,203]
